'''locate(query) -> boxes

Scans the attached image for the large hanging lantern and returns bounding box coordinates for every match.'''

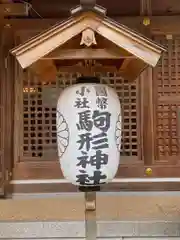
[56,77,121,187]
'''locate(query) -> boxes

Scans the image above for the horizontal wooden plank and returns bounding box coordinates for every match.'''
[0,0,13,3]
[19,156,140,164]
[12,159,180,180]
[13,159,143,180]
[1,16,180,34]
[44,48,135,60]
[159,95,180,103]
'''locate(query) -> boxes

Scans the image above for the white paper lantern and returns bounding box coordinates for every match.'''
[56,83,121,187]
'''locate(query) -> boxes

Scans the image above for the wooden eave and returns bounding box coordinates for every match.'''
[10,10,166,70]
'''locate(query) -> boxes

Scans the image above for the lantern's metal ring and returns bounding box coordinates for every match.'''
[56,111,69,157]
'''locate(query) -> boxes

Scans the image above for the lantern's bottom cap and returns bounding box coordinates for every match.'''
[78,186,101,192]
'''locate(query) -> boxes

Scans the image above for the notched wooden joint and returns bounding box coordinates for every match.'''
[85,199,96,211]
[85,192,96,211]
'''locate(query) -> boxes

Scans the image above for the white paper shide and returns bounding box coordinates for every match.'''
[56,83,121,186]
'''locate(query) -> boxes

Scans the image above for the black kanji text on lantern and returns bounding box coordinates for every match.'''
[94,85,108,110]
[93,110,111,132]
[74,97,90,108]
[76,109,111,133]
[94,85,107,97]
[74,85,111,186]
[77,132,109,151]
[76,86,90,96]
[76,110,93,132]
[96,97,108,109]
[76,169,106,185]
[77,150,108,169]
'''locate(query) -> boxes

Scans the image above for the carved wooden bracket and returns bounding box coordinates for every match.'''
[80,28,97,47]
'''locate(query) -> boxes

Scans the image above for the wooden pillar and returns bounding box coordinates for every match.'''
[1,25,14,196]
[140,0,152,38]
[140,67,155,165]
[139,0,155,165]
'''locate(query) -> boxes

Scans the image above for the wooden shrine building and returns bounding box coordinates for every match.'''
[0,0,180,196]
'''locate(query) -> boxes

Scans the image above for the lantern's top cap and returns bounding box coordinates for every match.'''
[76,76,100,84]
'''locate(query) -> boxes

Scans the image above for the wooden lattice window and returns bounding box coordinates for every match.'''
[22,71,139,161]
[99,73,138,156]
[155,35,180,159]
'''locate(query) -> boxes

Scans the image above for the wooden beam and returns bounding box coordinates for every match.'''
[0,0,13,3]
[44,48,135,60]
[58,65,117,75]
[0,3,28,17]
[140,0,152,38]
[120,58,147,81]
[119,58,132,71]
[0,16,179,34]
[30,60,57,82]
[53,58,146,81]
[12,160,180,182]
[0,25,14,195]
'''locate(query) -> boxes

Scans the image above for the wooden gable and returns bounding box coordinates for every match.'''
[10,5,166,81]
